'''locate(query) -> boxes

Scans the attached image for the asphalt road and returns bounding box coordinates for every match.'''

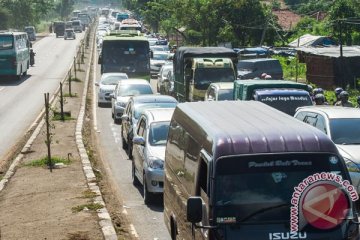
[0,32,85,162]
[93,60,170,239]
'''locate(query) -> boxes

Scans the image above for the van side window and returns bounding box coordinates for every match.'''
[183,133,200,194]
[198,159,208,196]
[167,120,186,182]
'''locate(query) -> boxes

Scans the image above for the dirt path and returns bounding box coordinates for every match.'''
[0,28,133,240]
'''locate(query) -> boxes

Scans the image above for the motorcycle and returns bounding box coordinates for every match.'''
[30,49,36,66]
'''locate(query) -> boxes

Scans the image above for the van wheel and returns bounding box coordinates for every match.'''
[171,219,177,240]
[132,161,139,186]
[23,70,27,76]
[143,175,153,205]
[16,67,22,80]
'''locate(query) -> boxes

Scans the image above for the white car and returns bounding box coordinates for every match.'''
[295,106,360,194]
[150,51,170,78]
[157,63,173,93]
[96,73,128,107]
[132,108,175,204]
[111,79,154,124]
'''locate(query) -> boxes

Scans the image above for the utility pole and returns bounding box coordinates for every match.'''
[260,19,269,46]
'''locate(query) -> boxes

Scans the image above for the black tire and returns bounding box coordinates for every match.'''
[143,175,153,205]
[132,161,139,186]
[114,117,120,124]
[127,141,133,160]
[121,132,128,150]
[171,220,177,240]
[22,70,27,76]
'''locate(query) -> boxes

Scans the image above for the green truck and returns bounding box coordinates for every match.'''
[173,47,238,102]
[234,79,313,115]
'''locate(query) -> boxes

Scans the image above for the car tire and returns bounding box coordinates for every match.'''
[132,161,139,186]
[114,117,120,124]
[143,174,153,205]
[121,132,128,150]
[127,141,133,160]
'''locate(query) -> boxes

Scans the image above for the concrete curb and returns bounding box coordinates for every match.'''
[76,26,118,240]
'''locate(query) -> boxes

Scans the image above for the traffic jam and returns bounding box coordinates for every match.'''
[93,6,360,240]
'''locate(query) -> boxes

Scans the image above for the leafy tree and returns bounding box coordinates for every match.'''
[0,7,11,29]
[55,0,75,20]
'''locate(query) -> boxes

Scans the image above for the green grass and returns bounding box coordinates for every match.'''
[63,93,78,97]
[81,190,98,199]
[52,114,74,121]
[24,156,71,167]
[273,55,307,82]
[71,203,103,213]
[70,77,82,82]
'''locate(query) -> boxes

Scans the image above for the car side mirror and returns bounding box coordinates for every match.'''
[150,50,154,59]
[121,114,129,121]
[163,77,169,82]
[98,55,102,64]
[110,93,115,99]
[95,82,99,86]
[133,136,145,146]
[187,197,203,223]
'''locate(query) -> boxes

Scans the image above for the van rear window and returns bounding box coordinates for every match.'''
[214,153,348,225]
[0,36,13,50]
[256,92,312,115]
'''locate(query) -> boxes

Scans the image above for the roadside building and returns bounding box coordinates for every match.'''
[297,46,360,89]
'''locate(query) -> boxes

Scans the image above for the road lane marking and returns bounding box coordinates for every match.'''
[129,224,139,238]
[0,87,4,92]
[93,49,98,131]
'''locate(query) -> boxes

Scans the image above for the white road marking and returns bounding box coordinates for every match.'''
[130,224,139,238]
[0,87,4,92]
[93,49,98,131]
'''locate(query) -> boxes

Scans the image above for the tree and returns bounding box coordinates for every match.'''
[55,0,75,20]
[0,7,11,29]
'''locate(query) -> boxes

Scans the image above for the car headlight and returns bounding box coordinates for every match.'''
[148,157,164,169]
[345,158,360,173]
[116,102,126,107]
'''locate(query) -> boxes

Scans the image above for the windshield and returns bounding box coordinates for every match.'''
[257,93,312,115]
[0,36,13,50]
[330,119,360,144]
[103,41,150,73]
[149,121,170,146]
[194,68,235,90]
[218,89,233,100]
[134,103,177,119]
[215,153,348,226]
[153,53,169,60]
[117,84,153,97]
[101,75,128,85]
[237,62,255,71]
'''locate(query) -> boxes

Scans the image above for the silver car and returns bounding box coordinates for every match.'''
[111,79,153,124]
[121,95,178,159]
[295,106,360,194]
[150,51,170,78]
[96,72,128,107]
[132,108,175,204]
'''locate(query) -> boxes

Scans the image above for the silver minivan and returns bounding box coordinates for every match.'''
[132,108,175,204]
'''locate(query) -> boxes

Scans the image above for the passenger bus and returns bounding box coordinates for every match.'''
[98,31,150,80]
[0,31,30,80]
